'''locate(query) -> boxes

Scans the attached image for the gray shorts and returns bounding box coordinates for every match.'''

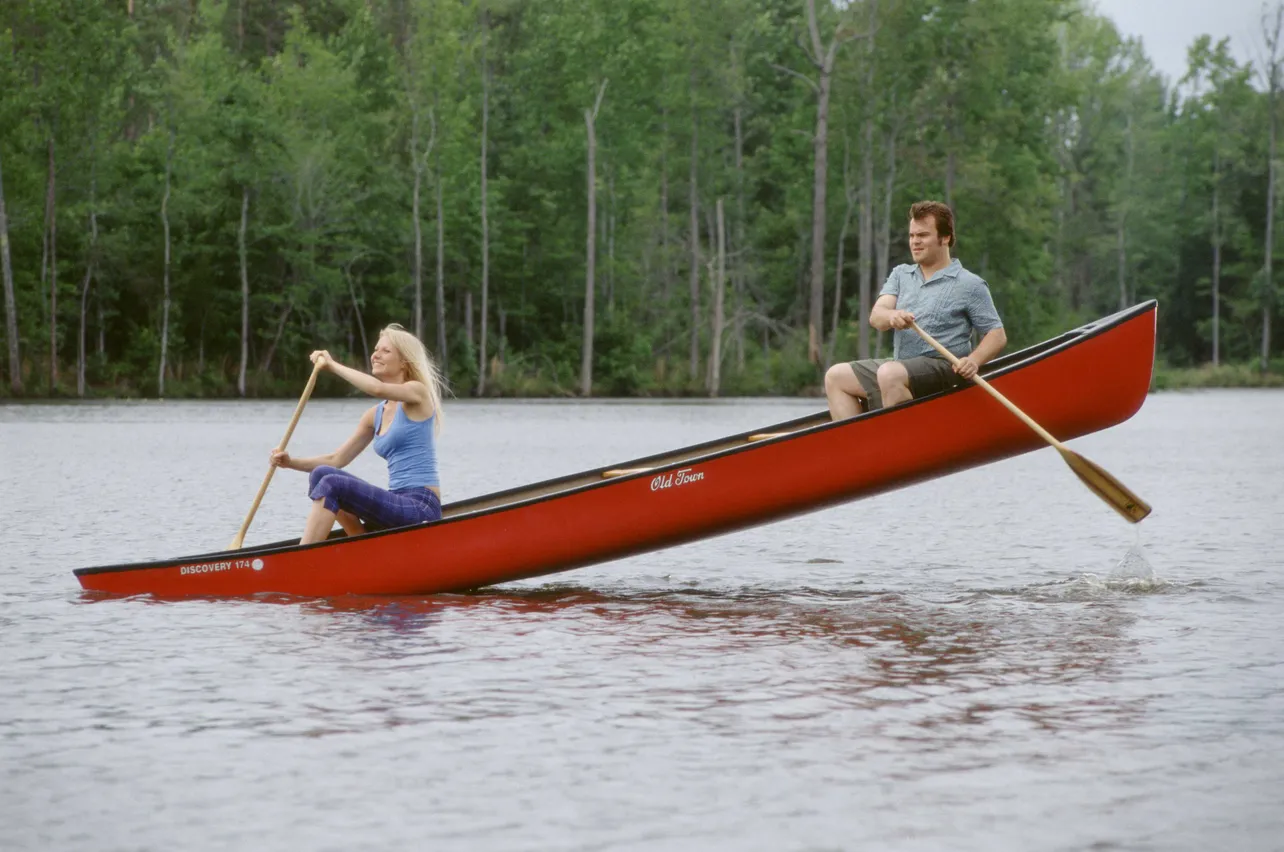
[850,355,960,411]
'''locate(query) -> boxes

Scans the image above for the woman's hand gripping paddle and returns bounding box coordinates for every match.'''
[228,357,327,550]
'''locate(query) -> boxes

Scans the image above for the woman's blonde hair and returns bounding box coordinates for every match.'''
[379,323,446,434]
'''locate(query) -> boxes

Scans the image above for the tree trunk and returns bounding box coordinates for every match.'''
[733,104,747,373]
[411,105,425,340]
[688,89,701,381]
[607,169,616,311]
[464,290,474,352]
[807,66,832,365]
[344,262,369,359]
[1118,114,1133,311]
[498,303,507,365]
[477,11,491,395]
[158,129,174,397]
[945,125,955,209]
[827,140,855,368]
[238,185,250,396]
[858,114,874,359]
[944,90,957,209]
[708,198,726,396]
[876,123,898,358]
[1265,9,1281,373]
[259,299,292,376]
[581,87,604,396]
[804,0,847,365]
[78,135,98,398]
[660,110,671,304]
[0,148,20,393]
[1212,141,1221,366]
[46,135,58,392]
[434,100,447,367]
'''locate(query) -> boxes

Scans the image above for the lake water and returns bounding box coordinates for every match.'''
[1,391,1282,851]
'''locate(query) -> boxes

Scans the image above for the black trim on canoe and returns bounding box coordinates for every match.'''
[75,301,1156,577]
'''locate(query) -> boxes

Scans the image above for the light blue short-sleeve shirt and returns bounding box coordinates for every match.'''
[880,258,1003,360]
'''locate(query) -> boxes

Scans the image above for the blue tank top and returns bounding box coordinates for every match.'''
[373,402,440,490]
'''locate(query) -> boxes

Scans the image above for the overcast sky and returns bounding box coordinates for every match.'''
[1091,0,1264,84]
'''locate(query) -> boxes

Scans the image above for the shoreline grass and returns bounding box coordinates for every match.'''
[1151,363,1284,390]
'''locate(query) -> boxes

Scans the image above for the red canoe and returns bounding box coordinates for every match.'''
[75,301,1157,598]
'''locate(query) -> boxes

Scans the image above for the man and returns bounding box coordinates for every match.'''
[824,200,1006,419]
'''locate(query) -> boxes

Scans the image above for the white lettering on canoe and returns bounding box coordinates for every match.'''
[179,558,261,576]
[650,468,706,492]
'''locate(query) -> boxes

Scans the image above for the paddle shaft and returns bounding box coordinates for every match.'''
[229,358,326,549]
[907,322,1066,451]
[908,320,1151,523]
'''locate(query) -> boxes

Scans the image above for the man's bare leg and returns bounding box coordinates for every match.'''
[824,363,868,420]
[876,361,913,408]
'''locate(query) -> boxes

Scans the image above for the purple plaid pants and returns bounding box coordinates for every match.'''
[307,465,442,530]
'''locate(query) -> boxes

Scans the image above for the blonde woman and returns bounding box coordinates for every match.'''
[270,324,446,545]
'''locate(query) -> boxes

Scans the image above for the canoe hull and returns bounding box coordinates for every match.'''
[76,303,1157,598]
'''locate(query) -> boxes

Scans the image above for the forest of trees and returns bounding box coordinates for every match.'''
[1,0,1281,399]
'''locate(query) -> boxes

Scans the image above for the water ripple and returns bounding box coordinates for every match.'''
[3,395,1284,851]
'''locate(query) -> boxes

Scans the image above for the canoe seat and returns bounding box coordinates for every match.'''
[746,432,791,442]
[602,467,654,478]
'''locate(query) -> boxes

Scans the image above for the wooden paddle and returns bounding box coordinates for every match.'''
[909,321,1151,523]
[228,357,327,550]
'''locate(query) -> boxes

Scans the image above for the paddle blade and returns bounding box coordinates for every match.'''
[1058,448,1152,523]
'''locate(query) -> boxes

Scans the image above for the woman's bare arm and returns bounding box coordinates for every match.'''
[271,407,376,472]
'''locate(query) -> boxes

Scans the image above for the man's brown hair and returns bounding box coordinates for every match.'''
[909,200,955,248]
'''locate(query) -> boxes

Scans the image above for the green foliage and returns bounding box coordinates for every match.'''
[0,0,1281,401]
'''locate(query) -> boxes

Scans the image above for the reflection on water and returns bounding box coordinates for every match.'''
[191,582,1160,740]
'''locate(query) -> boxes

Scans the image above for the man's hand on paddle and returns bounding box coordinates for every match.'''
[953,356,980,379]
[887,310,916,330]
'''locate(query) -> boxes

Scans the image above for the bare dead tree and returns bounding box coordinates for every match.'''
[1117,114,1134,310]
[581,79,608,396]
[827,137,856,368]
[237,186,250,395]
[343,254,370,359]
[0,147,19,393]
[44,132,59,391]
[689,65,701,381]
[410,103,436,341]
[1260,3,1283,372]
[1212,130,1223,365]
[477,9,492,394]
[708,198,726,396]
[158,126,174,396]
[660,108,672,304]
[77,131,98,397]
[434,97,447,368]
[733,102,748,373]
[774,0,867,364]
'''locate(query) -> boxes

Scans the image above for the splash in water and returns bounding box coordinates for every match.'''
[1013,528,1165,600]
[1110,526,1157,581]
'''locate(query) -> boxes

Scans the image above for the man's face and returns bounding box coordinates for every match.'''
[908,217,947,264]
